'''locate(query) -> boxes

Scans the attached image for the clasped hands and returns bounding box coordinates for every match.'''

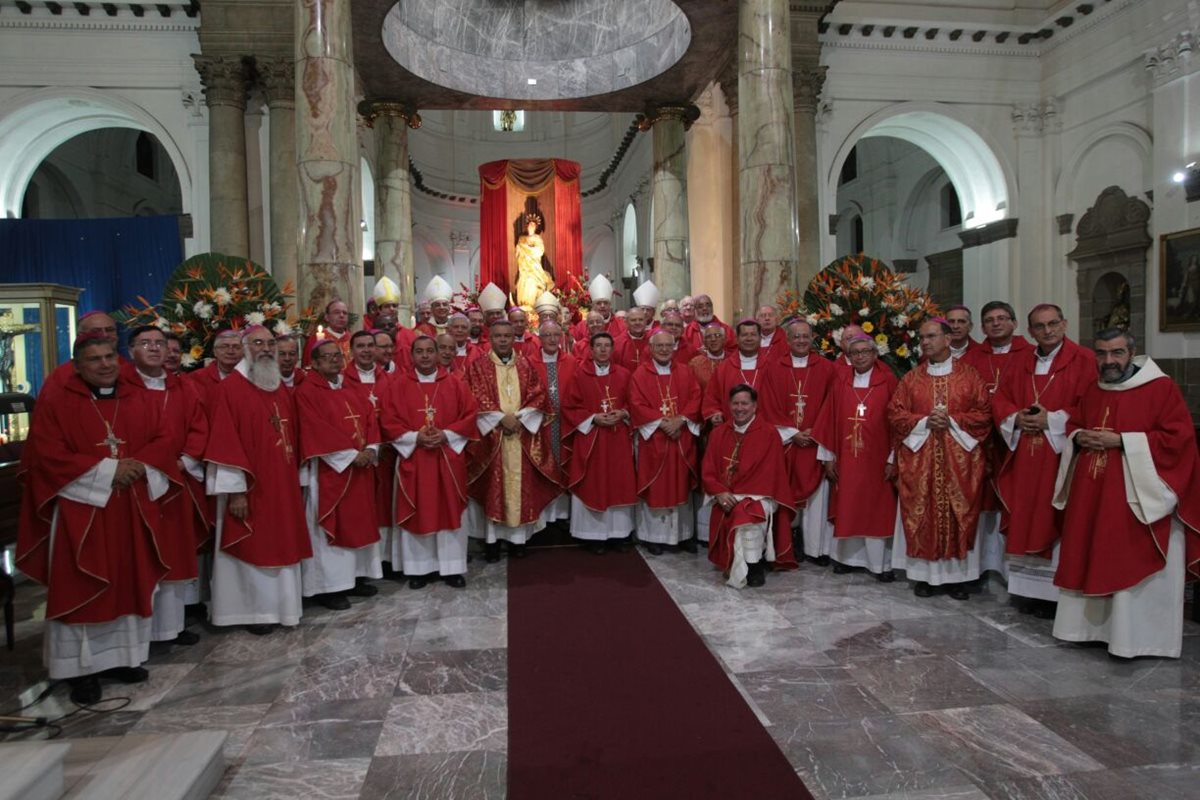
[660,416,685,440]
[416,426,447,449]
[111,458,146,489]
[594,409,629,428]
[499,413,521,436]
[714,492,737,513]
[1075,428,1121,450]
[1016,407,1049,435]
[352,448,379,467]
[926,408,952,431]
[791,429,815,447]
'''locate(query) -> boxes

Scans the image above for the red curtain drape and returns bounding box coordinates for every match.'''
[478,159,583,298]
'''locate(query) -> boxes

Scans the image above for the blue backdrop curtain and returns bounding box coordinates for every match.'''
[0,215,183,313]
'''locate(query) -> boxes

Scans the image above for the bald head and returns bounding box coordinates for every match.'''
[80,312,119,344]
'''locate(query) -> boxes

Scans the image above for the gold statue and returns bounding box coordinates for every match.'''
[514,213,553,313]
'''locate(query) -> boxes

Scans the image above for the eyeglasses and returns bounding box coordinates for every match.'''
[214,343,242,352]
[316,352,344,362]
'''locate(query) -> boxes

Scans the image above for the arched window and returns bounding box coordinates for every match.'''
[940,183,962,229]
[839,146,858,185]
[135,132,156,180]
[852,216,864,254]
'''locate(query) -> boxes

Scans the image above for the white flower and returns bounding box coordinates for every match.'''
[832,326,845,345]
[859,276,876,289]
[174,303,184,316]
[860,306,871,317]
[875,340,890,356]
[246,311,266,326]
[193,301,214,320]
[804,313,819,326]
[181,353,196,367]
[829,303,844,316]
[213,287,233,305]
[154,316,170,331]
[892,314,909,327]
[264,301,282,313]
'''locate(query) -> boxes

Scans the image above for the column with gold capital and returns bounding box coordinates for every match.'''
[361,101,421,326]
[193,54,251,258]
[258,56,299,297]
[295,0,363,319]
[738,0,800,314]
[640,104,699,301]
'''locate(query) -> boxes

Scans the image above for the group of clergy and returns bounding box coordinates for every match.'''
[15,275,1200,706]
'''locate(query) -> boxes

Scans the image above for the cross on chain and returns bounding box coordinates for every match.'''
[269,403,294,461]
[658,383,678,417]
[723,435,743,484]
[600,383,617,414]
[367,388,379,409]
[343,402,365,448]
[97,421,125,458]
[421,394,437,429]
[1087,406,1115,480]
[789,377,807,426]
[846,413,866,458]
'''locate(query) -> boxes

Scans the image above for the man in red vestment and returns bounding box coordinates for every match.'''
[683,294,736,354]
[464,321,560,561]
[341,329,392,564]
[705,385,796,588]
[613,307,652,371]
[448,314,482,370]
[274,334,305,390]
[832,323,866,379]
[41,311,124,397]
[436,334,458,372]
[993,303,1095,617]
[381,336,479,588]
[18,335,178,704]
[888,319,992,600]
[629,331,702,553]
[562,333,637,553]
[164,333,184,375]
[1051,329,1200,658]
[530,320,577,524]
[760,320,836,564]
[295,340,382,609]
[659,311,696,367]
[945,305,981,361]
[570,275,625,343]
[571,311,608,363]
[310,299,354,364]
[755,305,789,360]
[703,320,764,425]
[204,326,311,633]
[815,335,900,579]
[122,325,207,647]
[186,328,243,412]
[687,324,727,393]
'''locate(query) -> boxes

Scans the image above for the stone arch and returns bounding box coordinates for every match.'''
[897,165,948,253]
[0,87,192,218]
[1054,122,1152,214]
[828,103,1014,231]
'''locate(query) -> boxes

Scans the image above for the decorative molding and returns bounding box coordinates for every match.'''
[180,87,205,119]
[0,1,198,31]
[1068,186,1151,260]
[1011,98,1059,136]
[793,65,828,114]
[449,230,471,251]
[256,56,295,110]
[192,54,251,110]
[1056,213,1074,235]
[358,100,422,129]
[636,104,701,132]
[827,213,840,236]
[958,218,1019,249]
[1145,29,1198,88]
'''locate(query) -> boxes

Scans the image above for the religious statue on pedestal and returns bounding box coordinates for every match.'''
[514,210,553,312]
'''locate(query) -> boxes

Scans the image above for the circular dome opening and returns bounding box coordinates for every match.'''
[382,0,691,101]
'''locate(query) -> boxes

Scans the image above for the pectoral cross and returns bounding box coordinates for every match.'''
[367,388,379,409]
[855,402,867,418]
[269,403,293,462]
[1087,406,1114,480]
[97,422,125,458]
[343,402,364,448]
[723,435,743,484]
[790,380,808,425]
[659,385,678,417]
[600,384,617,414]
[421,394,437,429]
[846,414,866,458]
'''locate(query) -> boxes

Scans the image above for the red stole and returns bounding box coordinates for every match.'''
[628,361,701,507]
[702,354,762,421]
[561,361,637,510]
[760,352,836,504]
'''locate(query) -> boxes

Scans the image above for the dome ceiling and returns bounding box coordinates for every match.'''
[354,0,735,111]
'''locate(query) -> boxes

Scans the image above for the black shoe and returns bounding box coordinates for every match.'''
[813,555,830,567]
[484,542,501,563]
[1033,600,1057,619]
[613,537,632,552]
[409,575,429,590]
[746,563,766,588]
[679,538,698,554]
[443,574,466,589]
[318,593,351,610]
[184,601,207,620]
[645,542,663,555]
[172,630,200,646]
[346,580,378,597]
[876,570,896,583]
[833,563,852,574]
[510,544,528,559]
[947,584,970,601]
[246,624,276,636]
[1016,598,1037,615]
[588,541,607,555]
[68,676,102,705]
[914,581,934,598]
[99,666,149,684]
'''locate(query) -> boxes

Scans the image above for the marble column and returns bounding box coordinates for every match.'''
[640,104,698,300]
[193,54,251,258]
[361,101,421,323]
[258,56,299,296]
[294,0,363,317]
[793,65,826,291]
[738,0,800,315]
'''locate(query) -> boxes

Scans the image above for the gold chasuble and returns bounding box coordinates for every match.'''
[494,352,526,526]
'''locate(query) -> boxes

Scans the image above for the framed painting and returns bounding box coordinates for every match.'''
[1159,226,1200,332]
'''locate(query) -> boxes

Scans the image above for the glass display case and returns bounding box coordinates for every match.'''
[0,283,82,442]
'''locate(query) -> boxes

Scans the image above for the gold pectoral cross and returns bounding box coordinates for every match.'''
[846,415,866,458]
[367,388,379,409]
[344,402,365,448]
[1087,406,1114,480]
[421,394,437,429]
[600,383,617,414]
[269,403,294,462]
[790,379,808,426]
[723,435,743,484]
[97,422,125,458]
[659,385,678,418]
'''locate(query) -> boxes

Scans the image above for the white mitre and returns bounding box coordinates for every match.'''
[534,290,560,313]
[588,273,614,302]
[372,276,401,305]
[478,282,507,313]
[422,275,453,303]
[633,280,660,309]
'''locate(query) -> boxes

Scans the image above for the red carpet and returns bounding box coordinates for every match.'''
[507,547,814,799]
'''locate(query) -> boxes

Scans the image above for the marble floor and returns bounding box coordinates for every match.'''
[2,550,1199,800]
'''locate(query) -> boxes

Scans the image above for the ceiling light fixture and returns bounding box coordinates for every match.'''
[527,78,538,85]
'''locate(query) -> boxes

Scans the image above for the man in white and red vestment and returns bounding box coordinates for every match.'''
[187,328,243,411]
[629,331,702,553]
[562,332,637,552]
[467,307,486,346]
[831,324,866,380]
[436,334,458,372]
[295,339,383,609]
[571,311,608,363]
[510,308,542,360]
[945,305,982,361]
[1050,330,1200,658]
[703,320,764,425]
[309,299,354,364]
[755,305,789,361]
[679,295,696,327]
[761,320,836,564]
[705,385,796,588]
[993,303,1095,616]
[815,335,900,578]
[121,325,207,646]
[274,334,305,391]
[18,335,178,704]
[204,326,311,633]
[660,311,697,367]
[683,294,736,355]
[40,311,123,398]
[464,321,560,561]
[342,330,393,551]
[570,274,625,343]
[531,320,577,524]
[415,276,454,338]
[448,314,482,370]
[613,307,652,371]
[375,328,406,374]
[381,336,478,587]
[687,324,727,393]
[888,319,992,600]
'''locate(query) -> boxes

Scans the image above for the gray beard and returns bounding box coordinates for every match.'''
[245,355,282,392]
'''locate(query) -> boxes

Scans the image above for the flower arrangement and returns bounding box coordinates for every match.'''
[114,252,297,369]
[778,254,940,374]
[451,280,481,312]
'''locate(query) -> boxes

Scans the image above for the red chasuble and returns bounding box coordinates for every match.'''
[703,415,798,572]
[686,353,724,393]
[760,352,836,505]
[561,361,638,511]
[628,360,701,507]
[17,376,177,623]
[295,377,381,549]
[1054,360,1200,594]
[343,364,391,530]
[185,361,228,416]
[453,342,483,373]
[813,366,899,537]
[612,332,651,371]
[463,352,561,525]
[204,371,311,567]
[992,338,1096,557]
[683,318,736,354]
[888,362,992,561]
[702,355,763,422]
[571,314,626,343]
[380,368,479,534]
